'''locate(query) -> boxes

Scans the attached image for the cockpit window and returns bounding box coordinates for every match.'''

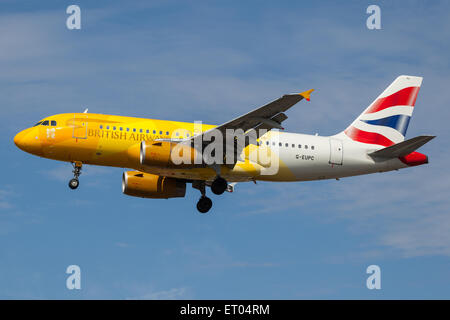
[33,121,43,127]
[51,120,57,126]
[42,120,49,126]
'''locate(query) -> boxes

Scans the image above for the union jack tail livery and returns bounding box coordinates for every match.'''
[343,75,422,147]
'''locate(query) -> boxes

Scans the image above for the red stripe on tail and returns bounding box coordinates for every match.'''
[344,126,395,146]
[365,86,420,114]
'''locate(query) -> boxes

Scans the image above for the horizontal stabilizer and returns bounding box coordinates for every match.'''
[368,135,435,159]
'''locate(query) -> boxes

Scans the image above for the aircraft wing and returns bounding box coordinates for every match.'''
[196,89,314,163]
[156,89,314,165]
[201,89,314,138]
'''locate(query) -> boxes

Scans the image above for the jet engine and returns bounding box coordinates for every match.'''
[140,140,197,167]
[122,171,186,199]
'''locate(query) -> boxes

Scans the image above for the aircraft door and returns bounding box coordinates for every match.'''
[329,138,343,165]
[72,113,88,139]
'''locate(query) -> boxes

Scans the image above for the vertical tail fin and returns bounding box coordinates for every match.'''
[342,75,423,147]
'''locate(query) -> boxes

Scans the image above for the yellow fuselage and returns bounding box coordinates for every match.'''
[14,113,290,182]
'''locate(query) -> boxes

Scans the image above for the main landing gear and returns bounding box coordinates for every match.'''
[193,176,229,213]
[211,176,228,195]
[193,180,213,214]
[197,196,213,214]
[68,161,82,190]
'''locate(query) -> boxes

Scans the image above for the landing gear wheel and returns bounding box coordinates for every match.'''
[69,162,82,190]
[211,176,228,195]
[197,196,213,214]
[69,178,79,190]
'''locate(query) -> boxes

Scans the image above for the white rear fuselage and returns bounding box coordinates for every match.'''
[254,131,406,182]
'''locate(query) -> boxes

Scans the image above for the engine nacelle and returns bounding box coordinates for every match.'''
[122,171,186,199]
[140,141,197,167]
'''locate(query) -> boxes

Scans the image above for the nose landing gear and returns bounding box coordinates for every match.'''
[68,162,82,190]
[68,178,79,189]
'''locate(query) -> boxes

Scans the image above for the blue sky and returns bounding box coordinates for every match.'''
[1,0,449,299]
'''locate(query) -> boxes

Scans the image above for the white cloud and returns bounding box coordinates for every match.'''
[237,155,450,259]
[115,242,132,248]
[380,211,450,257]
[0,188,15,210]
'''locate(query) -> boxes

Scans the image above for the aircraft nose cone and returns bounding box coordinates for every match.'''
[14,128,41,154]
[14,130,26,149]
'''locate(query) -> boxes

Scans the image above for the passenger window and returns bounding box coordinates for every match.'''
[42,120,49,126]
[305,145,308,149]
[159,131,162,135]
[51,120,57,126]
[273,142,276,146]
[166,131,169,135]
[106,126,110,130]
[186,133,190,137]
[140,129,143,133]
[311,146,315,150]
[176,132,179,136]
[266,141,269,145]
[146,129,149,134]
[113,126,116,130]
[298,144,301,148]
[279,142,282,147]
[100,125,103,129]
[119,127,123,131]
[133,128,136,132]
[285,143,288,147]
[126,128,130,132]
[153,130,156,134]
[292,144,295,148]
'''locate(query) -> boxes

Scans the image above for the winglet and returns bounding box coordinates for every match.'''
[299,89,314,101]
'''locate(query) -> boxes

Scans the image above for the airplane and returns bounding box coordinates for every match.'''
[14,75,434,213]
